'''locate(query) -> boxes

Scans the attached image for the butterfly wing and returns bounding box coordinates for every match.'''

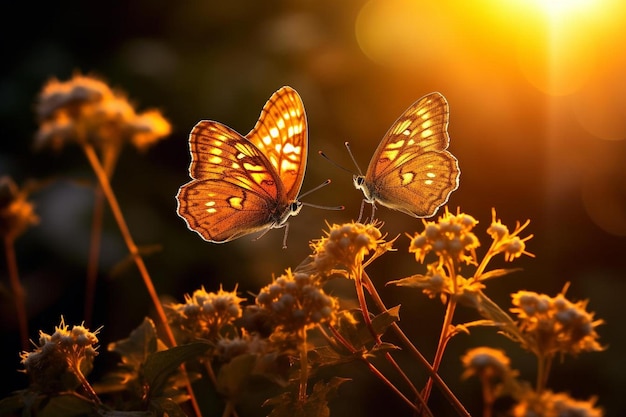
[364,92,460,217]
[177,120,290,242]
[245,86,307,201]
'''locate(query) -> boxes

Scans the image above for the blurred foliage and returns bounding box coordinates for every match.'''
[1,0,625,415]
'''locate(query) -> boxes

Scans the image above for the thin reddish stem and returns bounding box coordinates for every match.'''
[4,235,29,350]
[81,143,202,417]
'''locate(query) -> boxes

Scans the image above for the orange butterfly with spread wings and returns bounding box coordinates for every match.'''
[176,86,308,246]
[347,92,460,220]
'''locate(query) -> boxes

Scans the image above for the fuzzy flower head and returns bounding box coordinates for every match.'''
[510,288,604,357]
[408,208,480,266]
[214,330,268,363]
[512,389,603,417]
[487,208,534,262]
[255,269,339,333]
[0,177,39,240]
[20,317,100,393]
[35,73,171,152]
[461,346,515,383]
[308,221,389,278]
[168,285,245,340]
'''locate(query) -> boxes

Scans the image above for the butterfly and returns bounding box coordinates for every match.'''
[350,91,460,219]
[176,86,308,246]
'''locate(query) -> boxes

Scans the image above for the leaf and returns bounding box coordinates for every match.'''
[386,274,429,288]
[101,410,153,417]
[366,342,400,357]
[263,378,349,417]
[34,393,95,417]
[0,392,26,416]
[144,342,210,397]
[216,353,258,400]
[356,305,400,345]
[108,318,159,370]
[474,290,525,345]
[149,396,187,417]
[458,319,498,329]
[476,268,521,281]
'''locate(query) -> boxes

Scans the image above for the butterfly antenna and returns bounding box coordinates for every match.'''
[298,179,331,199]
[318,150,355,175]
[299,179,344,211]
[344,141,364,176]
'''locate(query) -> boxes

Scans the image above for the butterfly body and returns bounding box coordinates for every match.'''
[176,86,307,244]
[354,92,460,219]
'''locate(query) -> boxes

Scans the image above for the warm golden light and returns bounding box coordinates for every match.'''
[527,0,595,16]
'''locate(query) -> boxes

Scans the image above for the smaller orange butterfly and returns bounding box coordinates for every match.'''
[176,86,309,247]
[334,92,460,220]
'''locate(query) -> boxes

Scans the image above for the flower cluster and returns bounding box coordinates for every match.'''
[255,269,338,333]
[35,73,171,152]
[408,208,480,265]
[214,331,268,363]
[512,390,603,417]
[461,346,515,382]
[486,208,534,262]
[308,221,388,277]
[510,290,604,357]
[20,317,99,392]
[168,286,245,340]
[0,177,39,241]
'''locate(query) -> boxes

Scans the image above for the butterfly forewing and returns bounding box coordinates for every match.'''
[364,92,459,218]
[176,86,308,243]
[246,86,307,201]
[186,121,284,198]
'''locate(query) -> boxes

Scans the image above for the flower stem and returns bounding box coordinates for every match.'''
[84,147,119,327]
[421,296,457,407]
[81,143,202,417]
[84,185,104,327]
[299,327,309,402]
[353,266,426,411]
[4,235,29,350]
[328,325,420,414]
[69,360,102,405]
[536,353,552,394]
[361,271,470,417]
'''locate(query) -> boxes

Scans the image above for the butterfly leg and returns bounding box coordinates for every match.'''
[281,222,290,249]
[357,200,366,223]
[370,202,377,223]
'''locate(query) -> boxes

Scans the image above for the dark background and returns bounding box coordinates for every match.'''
[1,0,625,415]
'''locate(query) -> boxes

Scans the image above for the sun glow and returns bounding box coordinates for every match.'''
[529,0,595,16]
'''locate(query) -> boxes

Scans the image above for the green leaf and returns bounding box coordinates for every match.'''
[386,274,429,288]
[108,318,159,370]
[263,378,349,417]
[0,392,26,416]
[365,342,400,357]
[143,342,209,397]
[149,396,187,417]
[216,353,258,400]
[474,291,525,344]
[35,393,95,417]
[476,268,521,281]
[100,410,153,417]
[356,305,400,345]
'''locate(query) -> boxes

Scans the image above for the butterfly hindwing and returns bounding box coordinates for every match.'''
[363,92,460,218]
[370,150,460,217]
[176,86,308,243]
[177,178,284,243]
